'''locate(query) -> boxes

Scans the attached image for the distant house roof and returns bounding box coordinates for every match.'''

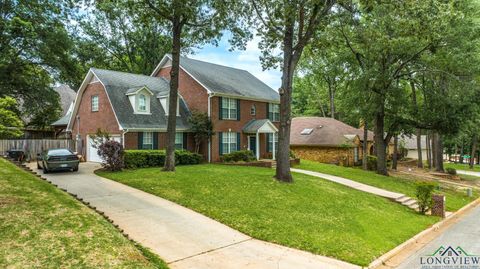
[290,117,373,147]
[51,112,71,127]
[54,84,76,116]
[67,68,190,131]
[400,134,427,150]
[151,54,280,103]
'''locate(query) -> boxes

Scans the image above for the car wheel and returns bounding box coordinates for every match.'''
[73,166,78,172]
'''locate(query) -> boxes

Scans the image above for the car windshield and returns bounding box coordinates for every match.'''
[48,149,73,156]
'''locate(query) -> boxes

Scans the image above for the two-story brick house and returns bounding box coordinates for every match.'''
[67,54,280,162]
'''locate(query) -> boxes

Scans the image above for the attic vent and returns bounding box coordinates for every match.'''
[301,128,314,135]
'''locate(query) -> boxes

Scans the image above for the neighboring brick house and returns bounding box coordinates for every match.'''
[67,54,280,162]
[290,117,375,166]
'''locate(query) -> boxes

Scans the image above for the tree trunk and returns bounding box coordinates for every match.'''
[163,16,183,172]
[459,141,464,164]
[470,135,477,169]
[426,133,432,169]
[409,79,423,168]
[275,17,296,183]
[328,84,335,119]
[374,98,388,175]
[431,133,437,169]
[416,129,423,168]
[434,133,444,172]
[392,135,398,170]
[362,121,368,170]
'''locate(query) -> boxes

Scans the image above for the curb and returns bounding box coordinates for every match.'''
[2,158,153,261]
[367,196,480,269]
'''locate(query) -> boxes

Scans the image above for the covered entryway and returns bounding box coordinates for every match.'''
[243,119,278,160]
[86,135,121,162]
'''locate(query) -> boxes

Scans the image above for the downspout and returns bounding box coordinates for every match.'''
[122,129,129,148]
[207,93,213,163]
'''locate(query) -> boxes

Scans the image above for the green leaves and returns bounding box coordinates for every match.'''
[0,97,24,138]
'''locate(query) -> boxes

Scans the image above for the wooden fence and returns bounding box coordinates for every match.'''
[0,139,74,160]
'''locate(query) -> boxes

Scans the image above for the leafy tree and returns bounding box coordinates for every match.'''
[250,0,336,182]
[0,0,75,122]
[188,111,214,154]
[0,97,24,138]
[138,0,247,171]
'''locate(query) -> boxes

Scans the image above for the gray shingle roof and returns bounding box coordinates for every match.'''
[54,84,76,116]
[51,112,71,126]
[175,55,280,103]
[243,119,271,133]
[91,68,190,130]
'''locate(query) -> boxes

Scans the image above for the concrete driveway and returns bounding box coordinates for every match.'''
[396,205,480,269]
[27,162,360,269]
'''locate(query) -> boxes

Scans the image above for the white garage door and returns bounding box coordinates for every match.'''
[87,135,121,163]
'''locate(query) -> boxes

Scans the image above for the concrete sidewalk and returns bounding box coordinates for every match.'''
[27,162,360,269]
[291,168,404,200]
[457,169,480,177]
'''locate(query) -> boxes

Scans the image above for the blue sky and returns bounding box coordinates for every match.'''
[190,34,282,90]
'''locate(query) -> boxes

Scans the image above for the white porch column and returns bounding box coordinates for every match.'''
[272,132,276,160]
[256,131,260,160]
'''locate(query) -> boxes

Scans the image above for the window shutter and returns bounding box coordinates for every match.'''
[138,132,143,149]
[236,99,241,121]
[183,133,188,150]
[219,97,223,120]
[219,132,223,155]
[153,132,158,149]
[236,133,241,151]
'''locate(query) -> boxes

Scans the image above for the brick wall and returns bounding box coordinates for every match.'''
[71,82,121,156]
[291,145,361,167]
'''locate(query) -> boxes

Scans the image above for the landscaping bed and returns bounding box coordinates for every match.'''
[97,164,439,266]
[0,158,168,268]
[295,160,478,211]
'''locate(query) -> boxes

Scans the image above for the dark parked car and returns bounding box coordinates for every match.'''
[37,149,79,173]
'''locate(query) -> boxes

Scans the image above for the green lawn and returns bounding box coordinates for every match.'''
[444,162,480,172]
[0,158,168,269]
[296,160,478,212]
[97,164,439,266]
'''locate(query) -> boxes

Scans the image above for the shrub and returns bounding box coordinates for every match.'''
[446,167,457,175]
[366,155,377,171]
[124,150,202,169]
[220,150,256,163]
[416,182,437,214]
[97,140,124,171]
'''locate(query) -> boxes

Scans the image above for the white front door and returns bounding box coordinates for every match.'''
[87,135,121,162]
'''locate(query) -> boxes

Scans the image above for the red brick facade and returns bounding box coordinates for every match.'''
[154,66,279,162]
[71,82,121,156]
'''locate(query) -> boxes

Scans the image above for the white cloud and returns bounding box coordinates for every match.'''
[191,35,281,89]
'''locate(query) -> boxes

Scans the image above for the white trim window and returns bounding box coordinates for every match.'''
[143,132,153,149]
[250,104,256,115]
[354,147,359,162]
[267,133,278,153]
[138,94,147,112]
[222,132,237,154]
[175,132,183,149]
[268,103,280,122]
[221,97,237,120]
[91,95,99,112]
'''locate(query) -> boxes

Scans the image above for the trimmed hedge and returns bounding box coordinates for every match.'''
[220,150,256,163]
[124,150,202,168]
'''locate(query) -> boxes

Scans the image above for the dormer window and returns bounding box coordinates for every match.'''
[159,94,180,116]
[138,94,147,112]
[126,86,153,114]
